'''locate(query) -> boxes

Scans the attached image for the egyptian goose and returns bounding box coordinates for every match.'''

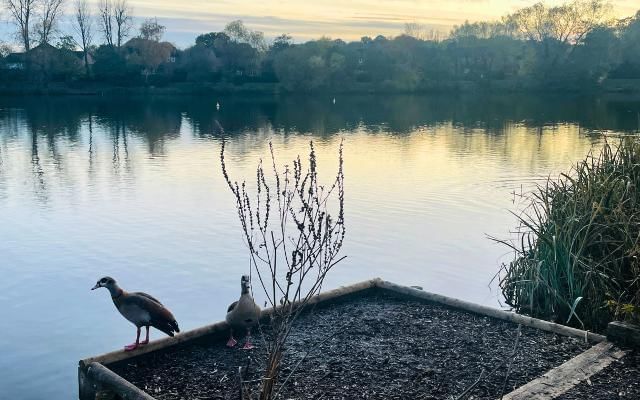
[92,276,180,351]
[226,275,261,349]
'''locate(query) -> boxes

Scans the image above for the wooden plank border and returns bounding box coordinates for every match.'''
[376,280,606,343]
[502,341,627,399]
[83,362,155,400]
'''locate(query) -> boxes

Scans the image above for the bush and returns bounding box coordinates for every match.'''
[497,138,640,332]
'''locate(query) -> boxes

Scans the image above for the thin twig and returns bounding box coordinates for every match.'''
[499,324,522,399]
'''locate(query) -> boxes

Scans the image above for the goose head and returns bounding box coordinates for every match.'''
[241,275,251,294]
[92,276,119,295]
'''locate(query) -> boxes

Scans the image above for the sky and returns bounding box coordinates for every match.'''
[1,0,639,48]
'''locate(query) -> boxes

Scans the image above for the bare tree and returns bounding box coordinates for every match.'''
[506,0,612,44]
[3,0,37,50]
[138,17,165,42]
[404,22,446,42]
[221,138,346,399]
[0,41,12,57]
[113,0,132,47]
[126,38,173,82]
[224,19,267,51]
[404,22,426,40]
[561,0,613,44]
[73,0,93,75]
[97,0,113,46]
[451,20,516,40]
[35,0,65,45]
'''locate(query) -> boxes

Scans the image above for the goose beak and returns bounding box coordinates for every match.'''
[91,283,100,290]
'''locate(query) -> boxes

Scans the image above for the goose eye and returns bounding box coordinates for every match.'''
[100,278,107,284]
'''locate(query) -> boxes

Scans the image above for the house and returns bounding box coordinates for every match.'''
[29,42,63,58]
[0,43,84,80]
[122,38,179,77]
[26,42,83,79]
[2,52,26,70]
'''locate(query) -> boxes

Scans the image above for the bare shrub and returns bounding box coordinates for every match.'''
[221,137,346,399]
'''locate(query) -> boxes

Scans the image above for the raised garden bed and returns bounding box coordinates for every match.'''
[79,279,609,400]
[111,292,591,399]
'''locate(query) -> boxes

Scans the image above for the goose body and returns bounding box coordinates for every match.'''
[118,299,151,326]
[226,293,261,329]
[113,291,179,337]
[226,275,260,349]
[92,277,179,351]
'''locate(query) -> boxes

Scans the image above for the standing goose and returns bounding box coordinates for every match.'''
[226,275,261,349]
[92,276,180,351]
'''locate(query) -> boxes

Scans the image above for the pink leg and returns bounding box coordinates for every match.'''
[125,327,141,351]
[139,326,150,345]
[242,329,254,350]
[226,329,237,347]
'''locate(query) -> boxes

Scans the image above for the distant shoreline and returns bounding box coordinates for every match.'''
[3,79,640,96]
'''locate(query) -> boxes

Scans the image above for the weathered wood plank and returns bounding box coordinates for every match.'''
[502,341,627,399]
[377,280,606,343]
[84,362,155,400]
[607,321,640,349]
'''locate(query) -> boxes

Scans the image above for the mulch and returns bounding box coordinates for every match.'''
[111,292,592,399]
[556,350,640,400]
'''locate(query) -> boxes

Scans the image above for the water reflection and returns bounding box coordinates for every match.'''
[0,94,639,400]
[1,94,637,204]
[1,94,638,144]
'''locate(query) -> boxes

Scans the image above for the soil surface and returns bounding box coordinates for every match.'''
[111,292,591,400]
[557,351,640,400]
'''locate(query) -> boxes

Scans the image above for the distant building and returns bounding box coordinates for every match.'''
[168,47,179,64]
[2,52,26,70]
[29,42,64,58]
[122,38,179,78]
[24,42,83,80]
[2,44,91,72]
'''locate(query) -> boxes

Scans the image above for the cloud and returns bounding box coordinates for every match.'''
[1,0,636,49]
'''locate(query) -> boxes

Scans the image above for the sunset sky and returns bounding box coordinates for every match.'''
[1,0,638,48]
[127,0,639,45]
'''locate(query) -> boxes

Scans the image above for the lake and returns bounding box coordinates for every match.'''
[0,94,638,399]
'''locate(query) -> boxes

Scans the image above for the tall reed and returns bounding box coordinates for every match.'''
[496,137,640,332]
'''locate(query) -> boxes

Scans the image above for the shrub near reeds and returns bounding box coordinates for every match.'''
[497,137,640,333]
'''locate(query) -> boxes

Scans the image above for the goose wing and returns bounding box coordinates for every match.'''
[132,291,163,305]
[128,292,180,336]
[227,301,238,313]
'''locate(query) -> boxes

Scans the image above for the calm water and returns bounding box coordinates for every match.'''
[0,94,639,399]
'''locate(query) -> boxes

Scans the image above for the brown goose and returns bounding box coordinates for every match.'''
[92,276,180,351]
[226,275,261,349]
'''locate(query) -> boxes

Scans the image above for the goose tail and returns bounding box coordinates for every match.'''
[153,319,180,337]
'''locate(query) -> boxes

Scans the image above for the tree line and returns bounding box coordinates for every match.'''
[1,0,639,92]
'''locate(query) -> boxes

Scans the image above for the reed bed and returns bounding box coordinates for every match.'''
[497,137,640,332]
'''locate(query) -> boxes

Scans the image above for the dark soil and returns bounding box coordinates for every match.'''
[111,292,591,400]
[557,351,640,400]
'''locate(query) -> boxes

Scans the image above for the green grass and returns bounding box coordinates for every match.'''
[497,137,640,332]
